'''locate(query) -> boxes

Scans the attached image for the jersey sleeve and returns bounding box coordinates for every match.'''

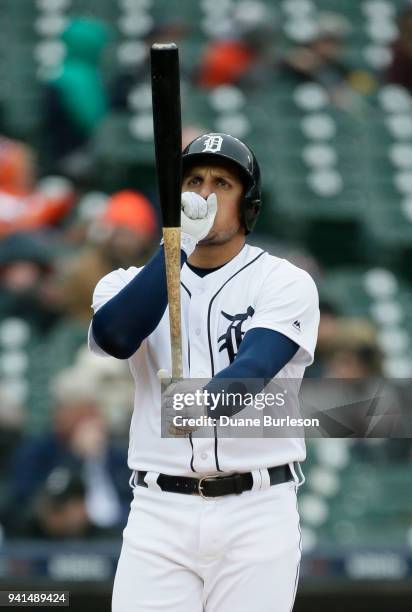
[88,267,141,356]
[247,266,320,365]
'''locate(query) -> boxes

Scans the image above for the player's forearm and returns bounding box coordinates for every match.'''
[92,246,187,359]
[205,328,298,418]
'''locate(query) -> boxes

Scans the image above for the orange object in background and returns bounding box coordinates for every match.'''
[197,41,255,88]
[101,190,157,239]
[0,137,35,196]
[0,179,75,237]
[0,137,75,236]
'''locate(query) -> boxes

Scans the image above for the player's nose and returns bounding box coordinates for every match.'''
[199,179,213,199]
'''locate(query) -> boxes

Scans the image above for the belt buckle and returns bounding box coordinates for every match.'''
[198,475,220,500]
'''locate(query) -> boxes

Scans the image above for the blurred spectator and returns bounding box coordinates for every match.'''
[17,467,115,539]
[0,232,62,329]
[63,191,108,245]
[3,393,131,537]
[52,345,134,439]
[280,12,375,107]
[111,20,189,110]
[196,1,277,89]
[386,5,412,92]
[0,192,156,428]
[324,318,383,378]
[0,137,75,235]
[197,40,256,89]
[44,18,111,162]
[51,190,158,324]
[97,189,158,254]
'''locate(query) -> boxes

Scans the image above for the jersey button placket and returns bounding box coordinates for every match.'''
[188,285,210,378]
[188,284,215,472]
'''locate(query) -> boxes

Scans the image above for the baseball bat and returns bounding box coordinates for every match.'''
[151,43,183,380]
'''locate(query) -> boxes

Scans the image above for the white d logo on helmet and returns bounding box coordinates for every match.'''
[202,135,223,153]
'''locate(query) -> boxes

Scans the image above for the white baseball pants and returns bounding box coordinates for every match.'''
[112,472,301,612]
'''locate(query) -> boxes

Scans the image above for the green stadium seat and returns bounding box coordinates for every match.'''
[92,113,157,192]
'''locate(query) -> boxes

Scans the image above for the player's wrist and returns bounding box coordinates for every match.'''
[160,234,196,259]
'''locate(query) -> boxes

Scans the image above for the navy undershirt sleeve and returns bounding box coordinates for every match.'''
[91,246,187,359]
[204,327,299,418]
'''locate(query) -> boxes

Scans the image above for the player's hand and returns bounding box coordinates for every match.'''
[157,370,207,436]
[180,192,218,257]
[164,382,203,437]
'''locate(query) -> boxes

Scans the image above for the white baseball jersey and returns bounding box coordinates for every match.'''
[89,244,319,476]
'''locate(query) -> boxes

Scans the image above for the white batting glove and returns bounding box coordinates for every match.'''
[180,192,218,258]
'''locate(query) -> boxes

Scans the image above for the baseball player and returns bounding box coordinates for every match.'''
[89,133,319,611]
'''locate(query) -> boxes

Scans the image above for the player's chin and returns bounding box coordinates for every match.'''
[197,233,217,246]
[199,228,240,246]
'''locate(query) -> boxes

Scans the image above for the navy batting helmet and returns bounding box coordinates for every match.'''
[182,133,261,234]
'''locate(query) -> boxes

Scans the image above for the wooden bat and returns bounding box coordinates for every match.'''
[151,43,183,380]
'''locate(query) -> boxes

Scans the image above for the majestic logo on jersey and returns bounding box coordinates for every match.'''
[202,135,223,153]
[218,306,255,363]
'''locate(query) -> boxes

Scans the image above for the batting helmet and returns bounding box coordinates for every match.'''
[182,133,261,233]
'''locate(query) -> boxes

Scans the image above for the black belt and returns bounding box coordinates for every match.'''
[136,464,293,499]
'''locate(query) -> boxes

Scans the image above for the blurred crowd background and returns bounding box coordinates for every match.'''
[0,0,411,605]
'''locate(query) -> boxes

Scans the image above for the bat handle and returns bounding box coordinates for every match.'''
[162,227,183,380]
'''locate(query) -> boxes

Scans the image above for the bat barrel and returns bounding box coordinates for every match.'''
[151,43,182,229]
